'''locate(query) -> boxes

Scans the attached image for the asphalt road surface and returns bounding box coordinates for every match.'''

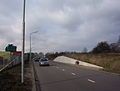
[34,61,120,91]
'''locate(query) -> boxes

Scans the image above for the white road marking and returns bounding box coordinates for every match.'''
[71,73,76,75]
[88,79,96,83]
[56,67,59,69]
[62,69,65,71]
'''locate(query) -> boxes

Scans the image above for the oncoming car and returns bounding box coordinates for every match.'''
[39,58,49,66]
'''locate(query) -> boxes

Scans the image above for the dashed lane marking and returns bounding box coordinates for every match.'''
[88,79,96,83]
[56,67,59,69]
[71,73,76,76]
[62,69,65,71]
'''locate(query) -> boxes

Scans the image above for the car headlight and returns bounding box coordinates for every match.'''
[41,62,44,64]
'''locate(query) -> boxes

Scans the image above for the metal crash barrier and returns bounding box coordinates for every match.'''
[0,58,19,73]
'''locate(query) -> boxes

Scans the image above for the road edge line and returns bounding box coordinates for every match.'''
[32,62,41,91]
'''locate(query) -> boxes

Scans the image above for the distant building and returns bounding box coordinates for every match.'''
[118,35,120,43]
[110,36,120,52]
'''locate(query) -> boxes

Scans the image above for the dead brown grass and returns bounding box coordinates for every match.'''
[0,63,32,91]
[65,53,120,73]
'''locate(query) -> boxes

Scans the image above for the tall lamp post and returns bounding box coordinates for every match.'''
[21,0,26,83]
[30,31,38,62]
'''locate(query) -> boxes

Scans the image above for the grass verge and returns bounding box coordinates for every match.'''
[65,53,120,74]
[47,53,120,74]
[0,62,32,91]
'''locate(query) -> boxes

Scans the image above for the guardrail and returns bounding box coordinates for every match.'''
[0,53,30,73]
[0,58,20,73]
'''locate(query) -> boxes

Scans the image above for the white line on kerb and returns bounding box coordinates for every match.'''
[71,73,76,75]
[88,79,96,83]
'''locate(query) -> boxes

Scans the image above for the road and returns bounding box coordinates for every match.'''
[34,61,120,91]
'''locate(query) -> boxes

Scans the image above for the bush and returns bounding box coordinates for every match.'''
[92,41,111,53]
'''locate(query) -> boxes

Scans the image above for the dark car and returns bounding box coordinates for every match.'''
[39,58,49,66]
[34,59,39,62]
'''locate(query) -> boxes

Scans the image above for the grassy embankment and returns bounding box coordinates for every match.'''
[0,62,32,91]
[0,51,11,69]
[47,53,120,73]
[65,53,120,73]
[0,51,10,60]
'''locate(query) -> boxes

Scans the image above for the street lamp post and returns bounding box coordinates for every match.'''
[30,34,32,62]
[21,0,26,83]
[29,31,38,62]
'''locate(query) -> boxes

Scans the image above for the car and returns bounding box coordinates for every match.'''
[39,58,49,66]
[34,58,39,62]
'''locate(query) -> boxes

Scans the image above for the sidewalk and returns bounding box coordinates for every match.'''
[24,61,36,91]
[31,62,36,91]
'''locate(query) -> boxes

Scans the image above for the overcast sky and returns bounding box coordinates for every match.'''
[0,0,120,53]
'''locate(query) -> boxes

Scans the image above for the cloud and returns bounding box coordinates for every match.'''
[0,0,120,53]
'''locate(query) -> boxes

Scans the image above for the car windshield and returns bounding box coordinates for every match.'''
[41,59,48,61]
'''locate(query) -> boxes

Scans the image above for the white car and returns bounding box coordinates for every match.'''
[39,58,49,66]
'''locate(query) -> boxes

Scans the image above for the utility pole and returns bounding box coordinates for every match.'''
[21,0,26,83]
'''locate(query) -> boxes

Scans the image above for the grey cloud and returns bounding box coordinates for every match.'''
[25,0,120,52]
[0,0,120,53]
